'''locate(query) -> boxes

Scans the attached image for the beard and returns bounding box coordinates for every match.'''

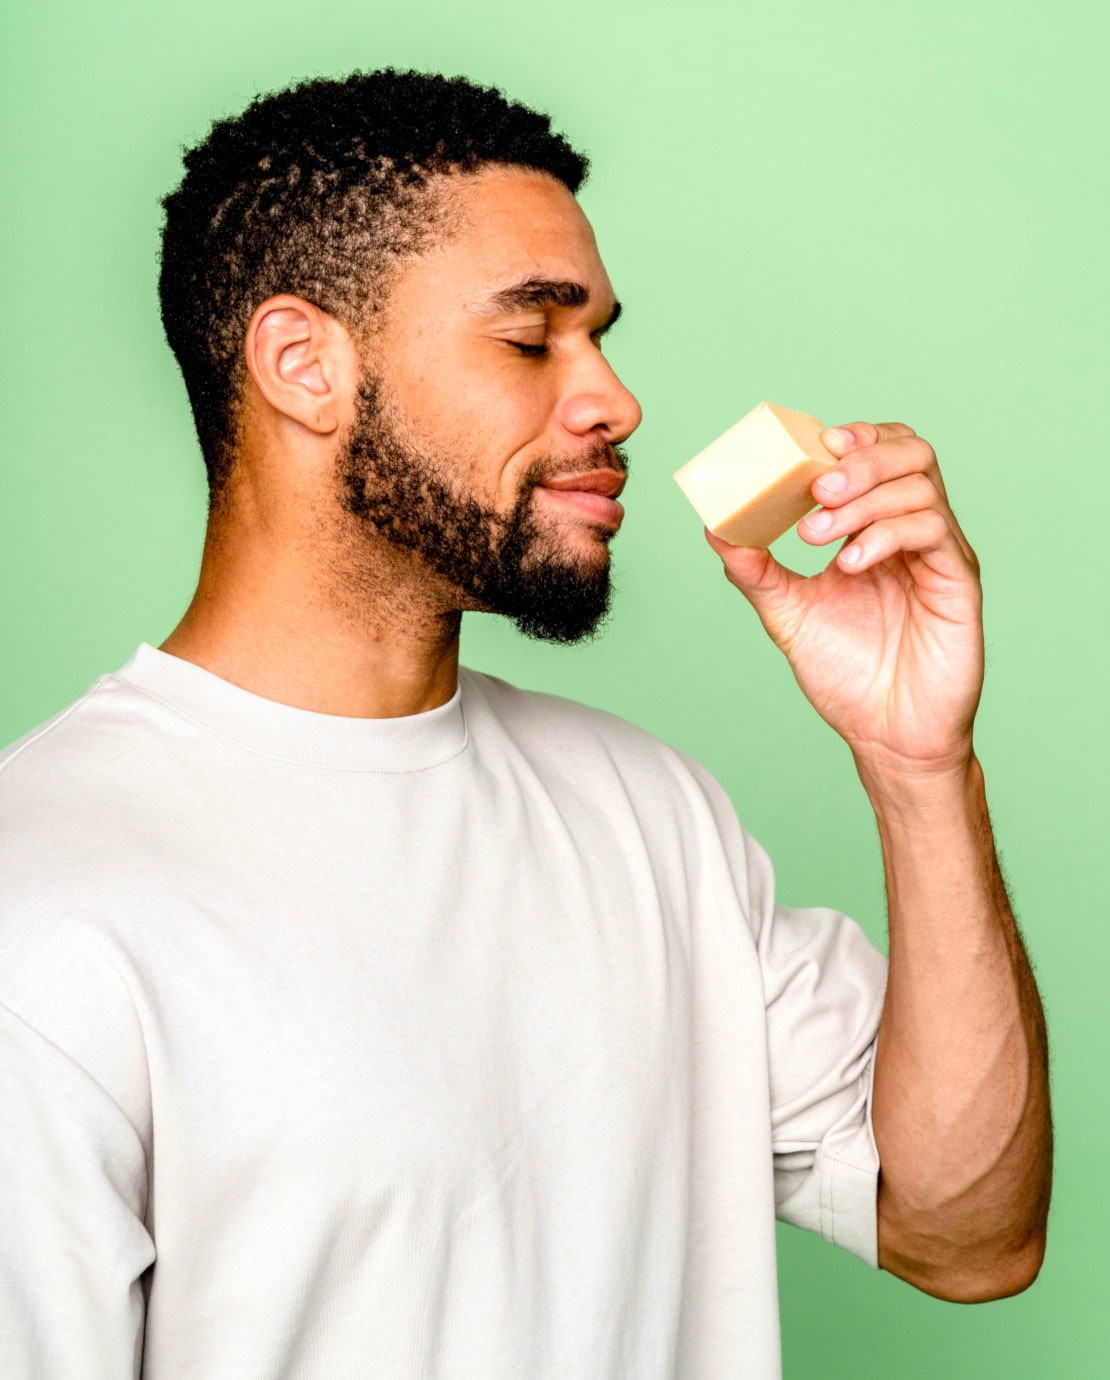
[335,374,628,645]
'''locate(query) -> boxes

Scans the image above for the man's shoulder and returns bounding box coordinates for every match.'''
[459,667,758,889]
[0,664,177,893]
[0,681,154,1140]
[0,669,146,797]
[459,666,727,800]
[2,680,107,787]
[462,665,669,748]
[0,674,152,1026]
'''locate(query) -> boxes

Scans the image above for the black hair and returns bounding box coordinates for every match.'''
[157,68,590,503]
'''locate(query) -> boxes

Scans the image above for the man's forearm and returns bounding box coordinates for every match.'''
[861,751,1052,1302]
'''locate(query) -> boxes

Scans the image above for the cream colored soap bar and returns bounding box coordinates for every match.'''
[673,401,839,548]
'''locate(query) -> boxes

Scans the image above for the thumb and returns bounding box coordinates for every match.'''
[703,527,799,633]
[704,527,792,598]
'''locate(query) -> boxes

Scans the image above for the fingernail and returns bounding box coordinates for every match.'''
[817,468,847,496]
[840,544,862,566]
[823,427,855,450]
[805,508,833,531]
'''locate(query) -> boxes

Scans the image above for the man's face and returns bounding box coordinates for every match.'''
[336,166,642,643]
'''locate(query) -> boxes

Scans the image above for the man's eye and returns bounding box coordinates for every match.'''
[509,341,548,357]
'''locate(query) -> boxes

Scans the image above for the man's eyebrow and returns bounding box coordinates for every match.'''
[474,276,623,334]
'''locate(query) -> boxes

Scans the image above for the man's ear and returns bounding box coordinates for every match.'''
[244,295,357,435]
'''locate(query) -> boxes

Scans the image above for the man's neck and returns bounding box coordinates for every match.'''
[161,521,463,719]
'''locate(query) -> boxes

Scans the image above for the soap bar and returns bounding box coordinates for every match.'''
[673,401,839,548]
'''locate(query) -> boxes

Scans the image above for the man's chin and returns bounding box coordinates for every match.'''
[497,563,614,644]
[506,603,611,646]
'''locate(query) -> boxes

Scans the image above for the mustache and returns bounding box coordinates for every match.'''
[523,440,630,490]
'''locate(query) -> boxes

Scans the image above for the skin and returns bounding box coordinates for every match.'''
[163,164,1052,1301]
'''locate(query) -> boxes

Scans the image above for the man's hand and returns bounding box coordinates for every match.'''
[705,421,983,778]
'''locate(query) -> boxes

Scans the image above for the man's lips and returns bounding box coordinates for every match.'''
[535,469,627,528]
[541,469,627,498]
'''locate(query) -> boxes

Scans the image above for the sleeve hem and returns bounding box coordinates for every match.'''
[817,1043,882,1269]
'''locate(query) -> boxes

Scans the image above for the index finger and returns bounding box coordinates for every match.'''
[825,420,918,448]
[821,421,951,505]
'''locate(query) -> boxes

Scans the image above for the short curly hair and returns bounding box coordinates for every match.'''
[158,69,590,503]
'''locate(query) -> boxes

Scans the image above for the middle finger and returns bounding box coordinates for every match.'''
[799,471,949,546]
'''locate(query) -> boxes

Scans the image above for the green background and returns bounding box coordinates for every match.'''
[2,0,1105,1373]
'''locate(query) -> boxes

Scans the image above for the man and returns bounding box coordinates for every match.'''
[0,69,1050,1378]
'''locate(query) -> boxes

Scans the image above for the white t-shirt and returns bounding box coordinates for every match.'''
[0,644,888,1379]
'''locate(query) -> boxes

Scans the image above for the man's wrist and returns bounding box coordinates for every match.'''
[852,745,983,835]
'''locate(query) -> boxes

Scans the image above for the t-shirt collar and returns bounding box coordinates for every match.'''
[112,643,469,772]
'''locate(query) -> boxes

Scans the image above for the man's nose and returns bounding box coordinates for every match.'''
[556,356,643,445]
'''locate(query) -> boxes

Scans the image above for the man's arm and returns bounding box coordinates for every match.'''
[862,753,1051,1300]
[705,417,1052,1298]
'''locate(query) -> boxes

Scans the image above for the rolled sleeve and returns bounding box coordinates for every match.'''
[749,843,888,1268]
[676,752,890,1268]
[812,1033,883,1266]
